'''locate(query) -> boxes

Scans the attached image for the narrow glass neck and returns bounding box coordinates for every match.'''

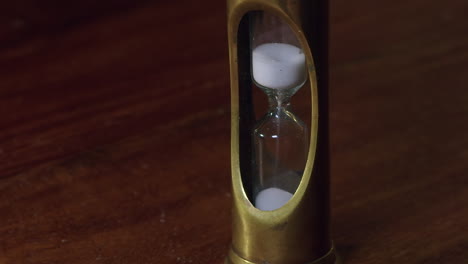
[267,90,292,110]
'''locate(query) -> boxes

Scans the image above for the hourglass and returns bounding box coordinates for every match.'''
[250,12,309,211]
[226,0,337,263]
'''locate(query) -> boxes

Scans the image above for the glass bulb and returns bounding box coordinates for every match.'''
[250,12,309,211]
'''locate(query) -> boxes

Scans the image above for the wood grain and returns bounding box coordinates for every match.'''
[0,0,467,263]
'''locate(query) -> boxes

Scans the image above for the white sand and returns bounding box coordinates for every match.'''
[252,43,306,90]
[255,187,293,211]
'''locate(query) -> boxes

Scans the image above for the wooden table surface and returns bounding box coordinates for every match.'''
[1,0,467,263]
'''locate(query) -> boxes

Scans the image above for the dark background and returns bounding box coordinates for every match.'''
[0,0,467,263]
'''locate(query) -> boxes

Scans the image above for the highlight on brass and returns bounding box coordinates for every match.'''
[249,11,309,211]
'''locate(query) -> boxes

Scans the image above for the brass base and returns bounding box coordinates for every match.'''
[225,246,339,264]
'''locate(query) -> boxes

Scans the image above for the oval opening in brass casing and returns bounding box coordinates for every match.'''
[237,10,314,212]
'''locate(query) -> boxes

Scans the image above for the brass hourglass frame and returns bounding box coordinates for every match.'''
[226,0,335,263]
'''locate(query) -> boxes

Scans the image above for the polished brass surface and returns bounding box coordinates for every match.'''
[226,246,338,264]
[227,0,333,263]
